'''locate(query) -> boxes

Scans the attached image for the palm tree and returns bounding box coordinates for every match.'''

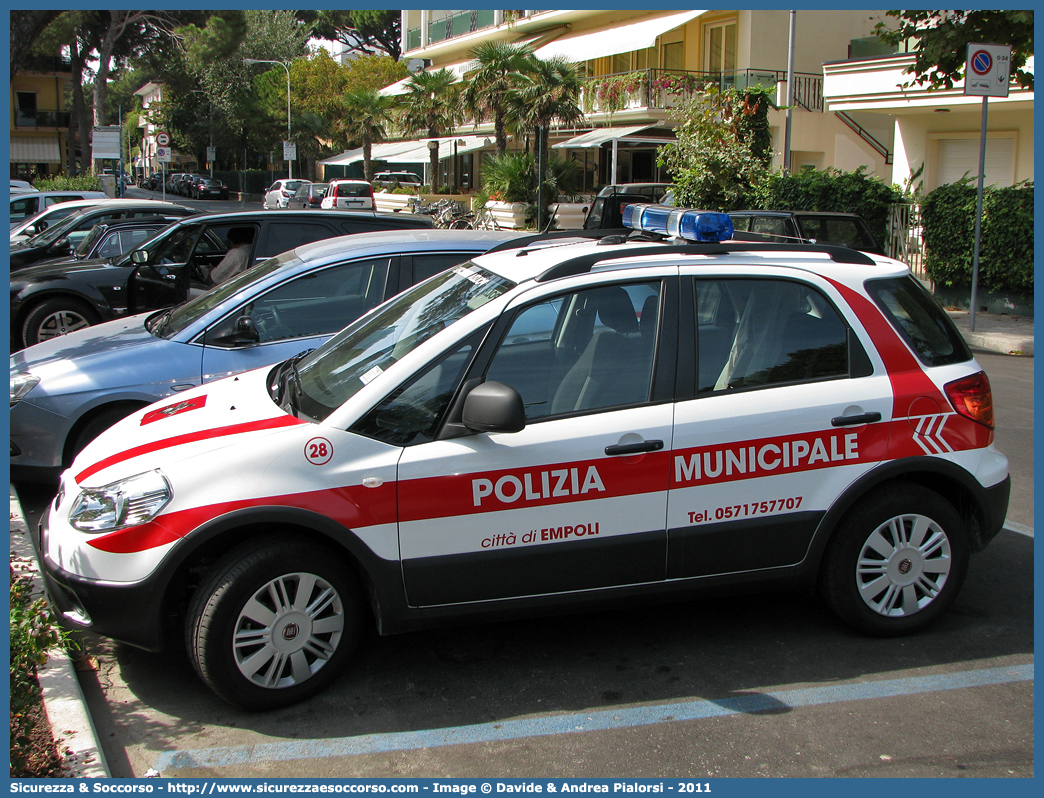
[399,68,461,190]
[338,89,397,182]
[461,40,534,157]
[506,55,586,212]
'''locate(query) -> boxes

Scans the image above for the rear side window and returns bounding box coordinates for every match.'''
[865,276,972,366]
[259,222,337,257]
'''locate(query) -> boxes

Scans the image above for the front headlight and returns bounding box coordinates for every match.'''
[10,373,40,406]
[68,470,172,533]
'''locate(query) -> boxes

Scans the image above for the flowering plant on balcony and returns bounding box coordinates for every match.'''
[583,71,647,115]
[649,73,708,94]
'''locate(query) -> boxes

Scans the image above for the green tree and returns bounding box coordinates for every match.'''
[657,85,773,211]
[339,89,398,181]
[400,68,461,190]
[303,10,401,61]
[461,40,534,157]
[875,10,1033,91]
[505,55,586,210]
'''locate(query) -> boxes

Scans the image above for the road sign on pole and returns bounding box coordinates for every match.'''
[964,43,1011,97]
[156,130,171,147]
[964,43,1011,332]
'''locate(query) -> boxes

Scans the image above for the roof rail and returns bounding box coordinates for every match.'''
[536,241,877,282]
[484,228,631,255]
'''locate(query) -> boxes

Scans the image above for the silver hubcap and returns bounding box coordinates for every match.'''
[37,310,90,341]
[233,572,344,689]
[856,513,951,617]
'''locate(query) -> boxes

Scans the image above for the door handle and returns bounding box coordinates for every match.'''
[605,439,664,456]
[831,412,882,427]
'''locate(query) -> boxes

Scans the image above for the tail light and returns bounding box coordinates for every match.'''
[945,371,994,429]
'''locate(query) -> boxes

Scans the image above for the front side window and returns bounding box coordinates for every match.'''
[696,278,848,393]
[483,281,661,421]
[205,257,391,346]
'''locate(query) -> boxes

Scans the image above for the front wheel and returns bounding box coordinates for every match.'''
[186,539,363,710]
[21,298,100,349]
[821,484,969,636]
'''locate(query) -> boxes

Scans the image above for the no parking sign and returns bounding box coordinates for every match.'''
[965,43,1011,97]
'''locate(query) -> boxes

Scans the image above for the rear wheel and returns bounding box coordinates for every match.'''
[186,539,362,710]
[21,298,99,349]
[821,484,969,636]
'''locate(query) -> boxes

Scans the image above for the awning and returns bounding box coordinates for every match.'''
[318,136,492,166]
[379,60,475,96]
[552,125,675,149]
[534,10,706,62]
[10,135,62,162]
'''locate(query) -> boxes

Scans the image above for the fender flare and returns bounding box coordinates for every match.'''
[793,456,1005,589]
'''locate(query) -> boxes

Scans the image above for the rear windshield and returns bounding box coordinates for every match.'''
[865,276,971,366]
[335,183,371,197]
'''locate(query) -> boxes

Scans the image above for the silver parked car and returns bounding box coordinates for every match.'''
[11,229,521,481]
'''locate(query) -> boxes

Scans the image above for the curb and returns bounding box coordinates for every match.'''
[10,485,110,779]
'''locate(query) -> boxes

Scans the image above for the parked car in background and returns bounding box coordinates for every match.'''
[165,172,186,193]
[372,171,423,189]
[10,198,113,243]
[10,190,109,229]
[9,201,198,272]
[583,183,675,230]
[263,179,311,209]
[321,179,374,210]
[728,210,884,255]
[147,173,164,191]
[287,182,329,209]
[190,175,230,200]
[10,209,434,350]
[11,179,34,193]
[10,228,519,481]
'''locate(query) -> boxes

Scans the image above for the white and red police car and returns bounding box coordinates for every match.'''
[37,206,1009,709]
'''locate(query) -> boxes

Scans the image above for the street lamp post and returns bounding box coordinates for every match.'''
[244,58,292,179]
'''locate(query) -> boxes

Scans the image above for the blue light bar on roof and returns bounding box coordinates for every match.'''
[622,203,734,243]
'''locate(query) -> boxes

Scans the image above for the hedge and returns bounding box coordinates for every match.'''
[752,166,901,248]
[922,179,1034,292]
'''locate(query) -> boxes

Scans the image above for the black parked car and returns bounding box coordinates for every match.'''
[287,182,329,209]
[728,210,884,255]
[191,176,230,200]
[9,201,198,272]
[35,217,173,268]
[11,209,433,350]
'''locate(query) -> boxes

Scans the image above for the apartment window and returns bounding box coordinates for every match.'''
[635,48,655,71]
[662,42,684,72]
[612,52,630,74]
[704,20,737,74]
[933,135,1016,190]
[15,92,37,127]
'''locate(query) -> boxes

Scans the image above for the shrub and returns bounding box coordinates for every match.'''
[10,567,65,776]
[922,179,1034,292]
[32,174,101,192]
[752,166,902,246]
[481,151,534,203]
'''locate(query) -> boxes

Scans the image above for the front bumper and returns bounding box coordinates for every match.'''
[35,509,170,652]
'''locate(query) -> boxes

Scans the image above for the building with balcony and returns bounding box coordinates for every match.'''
[133,81,164,176]
[382,9,892,191]
[824,53,1034,192]
[10,53,74,179]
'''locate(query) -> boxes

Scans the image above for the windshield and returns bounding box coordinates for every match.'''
[73,224,108,257]
[148,250,302,339]
[25,207,91,246]
[290,263,515,422]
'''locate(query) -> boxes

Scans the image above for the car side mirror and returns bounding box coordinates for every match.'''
[51,236,71,253]
[131,249,148,264]
[462,381,526,434]
[231,316,260,345]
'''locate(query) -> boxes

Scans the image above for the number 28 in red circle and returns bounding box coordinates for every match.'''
[305,437,333,465]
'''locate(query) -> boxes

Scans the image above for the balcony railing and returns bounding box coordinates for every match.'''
[408,10,546,50]
[17,55,73,74]
[582,68,824,116]
[13,109,71,129]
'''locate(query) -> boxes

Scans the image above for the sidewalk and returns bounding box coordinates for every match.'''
[945,309,1034,357]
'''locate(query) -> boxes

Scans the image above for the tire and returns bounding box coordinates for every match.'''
[21,298,100,349]
[821,484,969,636]
[186,539,363,710]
